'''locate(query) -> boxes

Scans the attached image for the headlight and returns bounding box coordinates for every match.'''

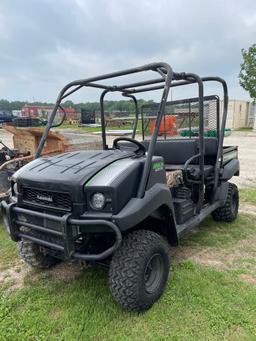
[91,192,106,210]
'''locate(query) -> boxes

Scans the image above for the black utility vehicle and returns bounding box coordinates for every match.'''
[0,110,13,124]
[1,63,240,312]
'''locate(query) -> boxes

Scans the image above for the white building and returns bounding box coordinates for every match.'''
[12,110,22,117]
[220,100,250,130]
[248,102,256,129]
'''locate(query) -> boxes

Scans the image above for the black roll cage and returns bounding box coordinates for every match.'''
[35,62,228,211]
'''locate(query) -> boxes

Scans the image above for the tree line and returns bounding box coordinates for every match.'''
[0,99,154,113]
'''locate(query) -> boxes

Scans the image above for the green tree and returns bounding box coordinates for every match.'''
[239,43,256,101]
[0,98,154,113]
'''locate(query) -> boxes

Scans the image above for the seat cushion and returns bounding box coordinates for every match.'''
[165,164,213,179]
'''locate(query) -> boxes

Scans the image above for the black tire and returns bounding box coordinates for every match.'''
[109,230,170,312]
[18,239,61,269]
[212,182,239,222]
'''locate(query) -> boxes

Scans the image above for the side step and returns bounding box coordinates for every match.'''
[173,198,195,224]
[176,201,220,236]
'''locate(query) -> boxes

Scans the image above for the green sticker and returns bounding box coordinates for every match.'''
[152,161,164,171]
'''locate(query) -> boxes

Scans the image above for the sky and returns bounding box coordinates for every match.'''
[0,0,255,103]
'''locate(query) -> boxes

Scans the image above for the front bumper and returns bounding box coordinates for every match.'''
[1,201,122,261]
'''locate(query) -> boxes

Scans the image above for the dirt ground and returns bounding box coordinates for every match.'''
[0,129,13,148]
[223,131,256,188]
[1,128,256,188]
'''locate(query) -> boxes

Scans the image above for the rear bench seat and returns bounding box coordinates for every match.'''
[141,138,218,180]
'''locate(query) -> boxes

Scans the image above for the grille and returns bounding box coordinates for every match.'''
[22,187,72,211]
[20,228,64,247]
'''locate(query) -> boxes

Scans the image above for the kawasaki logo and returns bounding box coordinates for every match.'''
[37,194,53,202]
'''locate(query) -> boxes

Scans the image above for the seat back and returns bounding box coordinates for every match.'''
[141,138,218,165]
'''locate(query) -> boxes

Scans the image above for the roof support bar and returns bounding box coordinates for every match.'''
[35,62,172,158]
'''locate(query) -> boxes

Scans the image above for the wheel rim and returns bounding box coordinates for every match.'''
[144,253,164,294]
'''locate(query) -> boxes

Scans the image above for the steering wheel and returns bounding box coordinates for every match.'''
[113,137,146,155]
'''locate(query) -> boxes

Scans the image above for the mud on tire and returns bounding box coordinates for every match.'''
[18,239,61,269]
[109,230,170,312]
[212,182,239,222]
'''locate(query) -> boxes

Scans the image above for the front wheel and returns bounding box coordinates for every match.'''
[212,182,239,222]
[109,230,170,312]
[18,239,61,269]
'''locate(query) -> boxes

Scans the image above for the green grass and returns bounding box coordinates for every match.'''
[181,214,256,247]
[181,214,256,281]
[236,127,253,132]
[0,262,256,341]
[240,188,256,205]
[1,213,256,340]
[55,120,144,134]
[0,219,18,270]
[55,123,102,132]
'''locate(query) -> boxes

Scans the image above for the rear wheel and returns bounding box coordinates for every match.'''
[18,239,61,269]
[212,182,239,222]
[109,230,170,312]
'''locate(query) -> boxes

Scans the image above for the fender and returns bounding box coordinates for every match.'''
[113,183,177,235]
[221,159,240,180]
[213,181,229,204]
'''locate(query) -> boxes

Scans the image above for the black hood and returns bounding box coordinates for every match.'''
[14,150,134,200]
